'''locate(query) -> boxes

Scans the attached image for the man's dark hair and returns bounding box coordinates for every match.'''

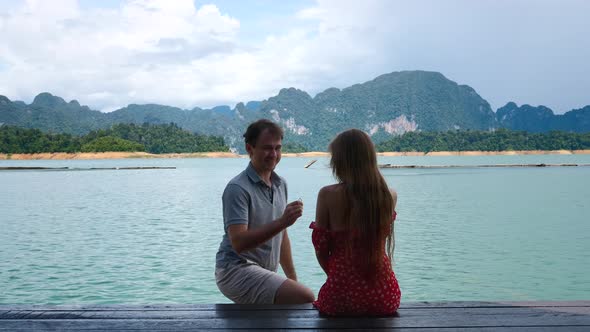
[243,119,284,146]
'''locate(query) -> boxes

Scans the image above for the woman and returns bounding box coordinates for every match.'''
[310,129,400,316]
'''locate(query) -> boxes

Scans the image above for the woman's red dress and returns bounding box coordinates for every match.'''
[309,212,401,316]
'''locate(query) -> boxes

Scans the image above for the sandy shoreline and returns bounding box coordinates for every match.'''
[1,150,589,160]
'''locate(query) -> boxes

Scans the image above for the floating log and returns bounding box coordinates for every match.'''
[0,166,176,171]
[379,163,590,169]
[304,159,318,168]
[86,167,176,170]
[0,167,68,170]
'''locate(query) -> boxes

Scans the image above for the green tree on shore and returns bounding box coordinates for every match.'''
[81,136,145,152]
[0,123,228,154]
[376,129,590,152]
[0,126,81,153]
[3,124,589,154]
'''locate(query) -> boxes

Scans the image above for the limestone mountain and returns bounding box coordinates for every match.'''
[0,92,104,135]
[497,102,590,133]
[1,71,589,152]
[255,71,496,150]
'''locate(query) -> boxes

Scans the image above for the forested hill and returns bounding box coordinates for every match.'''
[376,129,590,152]
[496,102,590,133]
[0,123,228,154]
[1,71,589,152]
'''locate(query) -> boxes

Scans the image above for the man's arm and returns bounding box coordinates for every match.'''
[280,230,297,281]
[227,201,302,254]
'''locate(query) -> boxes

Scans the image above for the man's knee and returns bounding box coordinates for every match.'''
[275,279,315,304]
[299,285,316,303]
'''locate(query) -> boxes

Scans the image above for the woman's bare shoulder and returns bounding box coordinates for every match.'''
[319,183,346,199]
[320,183,343,192]
[389,188,398,210]
[389,188,397,200]
[315,184,343,228]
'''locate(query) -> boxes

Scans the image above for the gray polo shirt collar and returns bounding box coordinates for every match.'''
[246,162,282,187]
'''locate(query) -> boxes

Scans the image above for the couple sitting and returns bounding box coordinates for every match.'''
[215,119,400,316]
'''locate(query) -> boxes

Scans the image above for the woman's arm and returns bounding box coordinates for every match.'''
[314,187,330,274]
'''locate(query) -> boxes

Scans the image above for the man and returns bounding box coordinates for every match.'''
[215,119,315,304]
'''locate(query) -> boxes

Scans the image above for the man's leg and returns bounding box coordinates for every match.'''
[274,279,315,304]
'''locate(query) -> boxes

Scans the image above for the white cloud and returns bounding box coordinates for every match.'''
[289,0,590,113]
[0,0,589,113]
[0,0,241,110]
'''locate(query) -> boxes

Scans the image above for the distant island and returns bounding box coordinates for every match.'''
[1,123,590,158]
[3,150,590,161]
[1,70,589,153]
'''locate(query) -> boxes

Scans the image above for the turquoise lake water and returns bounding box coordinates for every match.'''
[1,154,589,304]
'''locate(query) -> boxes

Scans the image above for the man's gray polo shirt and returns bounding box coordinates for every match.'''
[215,162,288,272]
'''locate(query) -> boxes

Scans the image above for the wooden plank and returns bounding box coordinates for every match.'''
[400,300,590,308]
[1,306,589,329]
[0,317,589,330]
[1,302,589,330]
[2,305,589,320]
[2,301,588,311]
[2,327,590,332]
[0,303,315,311]
[2,303,589,320]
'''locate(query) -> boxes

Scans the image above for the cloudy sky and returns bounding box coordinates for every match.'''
[0,0,588,113]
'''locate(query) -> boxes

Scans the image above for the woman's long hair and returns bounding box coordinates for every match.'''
[329,129,394,278]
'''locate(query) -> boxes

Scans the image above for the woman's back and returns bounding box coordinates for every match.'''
[319,183,397,230]
[318,184,349,231]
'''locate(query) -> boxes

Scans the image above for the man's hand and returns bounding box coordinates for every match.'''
[280,200,303,227]
[228,200,303,254]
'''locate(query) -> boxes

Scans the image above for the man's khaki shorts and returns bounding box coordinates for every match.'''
[215,262,287,304]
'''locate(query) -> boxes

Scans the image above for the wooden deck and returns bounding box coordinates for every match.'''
[1,301,589,331]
